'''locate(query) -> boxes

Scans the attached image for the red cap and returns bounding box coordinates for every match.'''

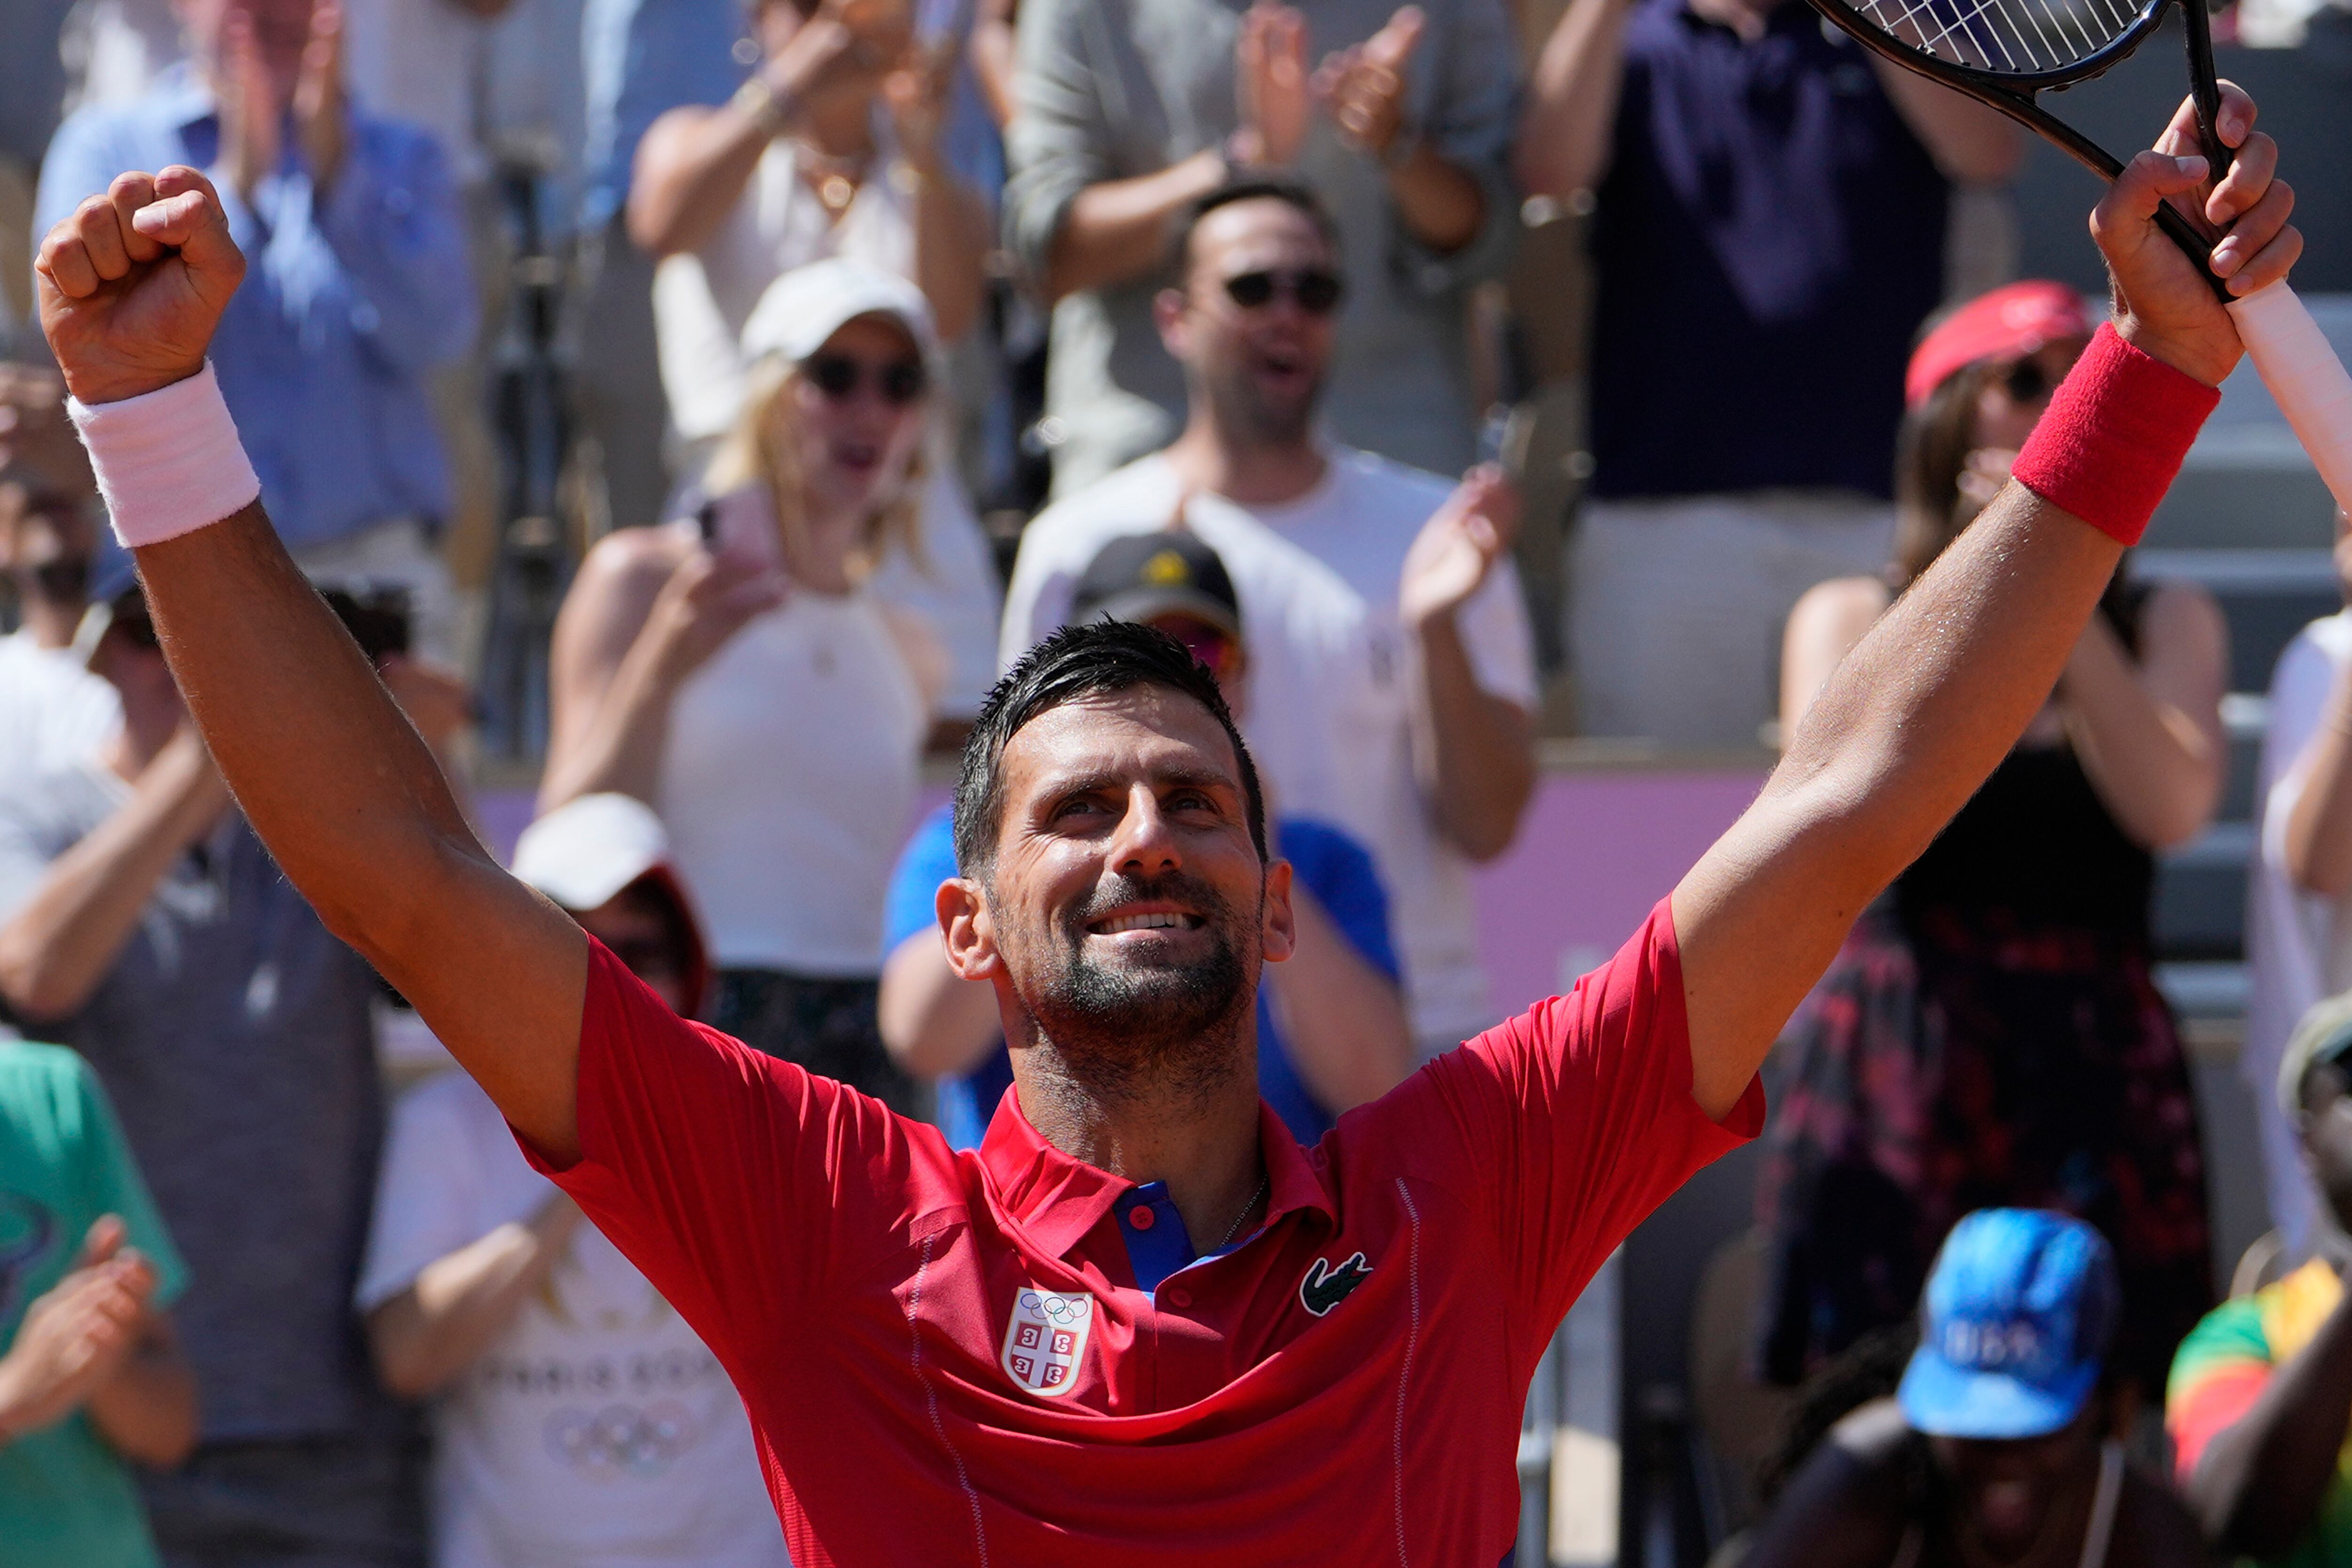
[1906,281,2094,408]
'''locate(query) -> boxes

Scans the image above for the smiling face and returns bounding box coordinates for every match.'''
[778,314,930,531]
[1160,198,1336,449]
[946,685,1293,1098]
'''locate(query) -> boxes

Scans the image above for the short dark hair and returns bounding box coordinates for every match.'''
[952,620,1268,877]
[1170,177,1341,279]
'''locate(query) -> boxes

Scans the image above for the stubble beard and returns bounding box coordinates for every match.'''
[1009,871,1260,1111]
[1205,360,1321,454]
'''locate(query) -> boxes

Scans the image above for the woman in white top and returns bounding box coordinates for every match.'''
[540,262,944,1113]
[629,0,990,458]
[631,0,1004,724]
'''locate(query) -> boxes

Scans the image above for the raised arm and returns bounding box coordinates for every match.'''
[366,1195,588,1398]
[2059,578,2227,848]
[1672,86,2301,1120]
[626,3,866,258]
[1868,62,2024,186]
[539,527,782,813]
[1515,0,1636,202]
[35,169,590,1160]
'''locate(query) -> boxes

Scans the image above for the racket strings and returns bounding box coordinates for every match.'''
[1854,0,2133,74]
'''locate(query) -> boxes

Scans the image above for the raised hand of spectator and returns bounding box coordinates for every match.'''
[0,1217,159,1442]
[0,362,95,500]
[217,8,283,204]
[645,547,790,683]
[882,41,957,177]
[1955,446,2017,513]
[293,0,350,195]
[1234,4,1313,168]
[1314,6,1423,162]
[379,657,475,755]
[1398,463,1518,629]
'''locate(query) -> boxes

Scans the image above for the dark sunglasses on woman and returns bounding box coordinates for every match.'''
[1999,357,2058,405]
[805,352,929,407]
[1221,267,1345,316]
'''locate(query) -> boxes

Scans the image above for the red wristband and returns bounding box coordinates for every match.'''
[2010,323,2219,547]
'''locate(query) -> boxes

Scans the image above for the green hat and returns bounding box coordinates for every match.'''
[2279,991,2352,1117]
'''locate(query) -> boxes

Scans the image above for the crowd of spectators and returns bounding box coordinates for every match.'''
[2,0,2352,1563]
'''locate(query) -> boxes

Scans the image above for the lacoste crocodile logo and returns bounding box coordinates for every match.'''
[1299,1251,1373,1316]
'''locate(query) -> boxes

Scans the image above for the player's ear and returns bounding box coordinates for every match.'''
[1260,857,1296,965]
[939,877,1003,981]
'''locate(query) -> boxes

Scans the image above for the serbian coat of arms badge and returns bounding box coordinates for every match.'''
[999,1288,1094,1398]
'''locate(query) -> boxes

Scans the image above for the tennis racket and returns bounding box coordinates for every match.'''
[1803,0,2352,518]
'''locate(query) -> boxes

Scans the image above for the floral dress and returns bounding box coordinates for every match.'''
[1754,584,2213,1399]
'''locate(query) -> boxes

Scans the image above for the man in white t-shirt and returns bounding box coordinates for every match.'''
[998,178,1538,1055]
[2247,524,2352,1257]
[358,794,788,1568]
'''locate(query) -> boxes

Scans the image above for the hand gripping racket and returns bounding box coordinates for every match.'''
[1802,0,2352,518]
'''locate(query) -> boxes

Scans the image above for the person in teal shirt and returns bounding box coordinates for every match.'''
[0,1040,194,1567]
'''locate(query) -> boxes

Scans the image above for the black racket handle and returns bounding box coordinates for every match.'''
[2181,0,2236,180]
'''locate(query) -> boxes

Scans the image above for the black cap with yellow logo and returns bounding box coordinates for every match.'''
[1067,531,1242,641]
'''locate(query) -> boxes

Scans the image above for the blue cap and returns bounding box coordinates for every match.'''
[1897,1210,2118,1440]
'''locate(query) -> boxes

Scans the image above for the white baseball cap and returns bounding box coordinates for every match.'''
[739,257,940,369]
[512,794,710,1011]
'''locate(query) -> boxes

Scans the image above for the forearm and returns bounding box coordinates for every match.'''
[368,1198,582,1398]
[1871,60,2024,184]
[140,512,476,939]
[878,935,1004,1077]
[84,1333,196,1468]
[971,16,1020,129]
[538,629,687,812]
[1415,613,1535,861]
[910,173,990,343]
[1264,891,1413,1110]
[2192,1290,2352,1555]
[1677,488,2122,1116]
[1515,0,1633,199]
[0,749,222,1020]
[1384,146,1484,256]
[1042,150,1227,301]
[135,508,586,1158]
[2284,666,2352,895]
[2060,616,2222,848]
[627,106,771,258]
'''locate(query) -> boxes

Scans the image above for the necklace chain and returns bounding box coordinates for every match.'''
[1216,1175,1269,1250]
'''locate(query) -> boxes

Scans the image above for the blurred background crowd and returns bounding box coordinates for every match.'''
[2,0,2352,1562]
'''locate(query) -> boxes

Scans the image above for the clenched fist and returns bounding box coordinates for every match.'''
[35,167,246,408]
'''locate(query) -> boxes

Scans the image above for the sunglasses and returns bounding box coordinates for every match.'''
[805,352,928,407]
[1221,268,1345,316]
[1152,617,1243,680]
[1997,357,2059,405]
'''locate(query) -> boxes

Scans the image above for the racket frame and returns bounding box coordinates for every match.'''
[1802,0,2234,297]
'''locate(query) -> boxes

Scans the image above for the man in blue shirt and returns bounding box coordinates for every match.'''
[1517,0,2020,749]
[36,0,475,659]
[881,530,1415,1147]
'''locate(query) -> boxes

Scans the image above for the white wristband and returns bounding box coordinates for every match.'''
[67,361,262,549]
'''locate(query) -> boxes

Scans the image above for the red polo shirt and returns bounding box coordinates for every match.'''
[524,897,1762,1564]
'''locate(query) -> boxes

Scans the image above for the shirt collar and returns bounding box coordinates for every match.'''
[978,1084,1336,1262]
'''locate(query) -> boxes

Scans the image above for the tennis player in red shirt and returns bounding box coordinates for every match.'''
[32,85,2303,1565]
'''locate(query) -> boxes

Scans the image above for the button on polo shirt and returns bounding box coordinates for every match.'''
[526,898,1762,1565]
